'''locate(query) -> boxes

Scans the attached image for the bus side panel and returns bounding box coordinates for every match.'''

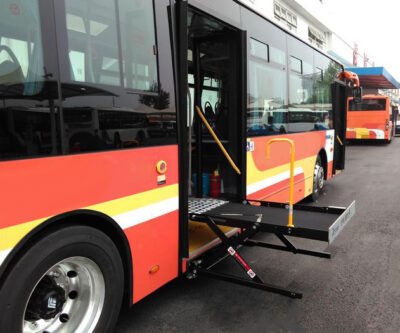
[0,146,180,301]
[125,210,179,303]
[247,131,333,203]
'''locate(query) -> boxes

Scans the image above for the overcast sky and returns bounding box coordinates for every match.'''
[325,0,400,81]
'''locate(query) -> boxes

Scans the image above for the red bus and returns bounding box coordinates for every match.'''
[0,1,356,331]
[346,95,396,142]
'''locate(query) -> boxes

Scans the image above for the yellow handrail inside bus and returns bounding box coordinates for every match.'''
[336,135,344,146]
[195,106,241,175]
[266,138,295,228]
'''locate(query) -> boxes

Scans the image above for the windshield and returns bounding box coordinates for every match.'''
[349,99,386,111]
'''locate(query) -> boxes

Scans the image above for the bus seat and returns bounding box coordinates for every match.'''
[0,60,24,84]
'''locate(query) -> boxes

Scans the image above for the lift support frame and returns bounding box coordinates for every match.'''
[188,199,355,299]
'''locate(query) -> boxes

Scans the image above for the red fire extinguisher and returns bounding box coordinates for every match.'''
[210,170,221,198]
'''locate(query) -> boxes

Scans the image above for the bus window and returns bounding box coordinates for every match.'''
[315,57,342,130]
[349,99,386,111]
[248,47,287,136]
[65,0,121,86]
[0,0,59,160]
[288,60,315,133]
[118,0,158,91]
[58,0,176,154]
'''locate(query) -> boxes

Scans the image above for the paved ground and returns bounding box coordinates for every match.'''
[116,138,400,333]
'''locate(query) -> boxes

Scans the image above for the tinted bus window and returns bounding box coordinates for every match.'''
[248,58,287,136]
[314,57,342,130]
[56,0,176,154]
[290,56,302,73]
[269,45,285,66]
[250,39,268,61]
[0,0,59,160]
[65,0,121,86]
[288,60,316,132]
[118,0,158,91]
[349,99,386,111]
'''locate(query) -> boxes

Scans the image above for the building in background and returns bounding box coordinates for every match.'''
[237,0,399,104]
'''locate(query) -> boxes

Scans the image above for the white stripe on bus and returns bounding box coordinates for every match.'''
[0,249,11,267]
[247,167,304,195]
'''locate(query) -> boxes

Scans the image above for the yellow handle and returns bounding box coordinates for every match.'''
[195,106,241,175]
[336,135,344,146]
[266,138,295,228]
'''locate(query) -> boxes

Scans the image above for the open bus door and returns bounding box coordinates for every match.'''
[177,3,356,299]
[331,81,347,172]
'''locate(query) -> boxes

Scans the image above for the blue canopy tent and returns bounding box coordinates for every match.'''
[345,67,399,89]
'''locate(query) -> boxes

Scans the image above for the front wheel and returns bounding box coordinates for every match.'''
[0,225,124,333]
[311,156,324,202]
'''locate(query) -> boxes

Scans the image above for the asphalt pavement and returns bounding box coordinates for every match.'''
[116,138,400,333]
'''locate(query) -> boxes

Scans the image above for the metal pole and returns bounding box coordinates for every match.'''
[266,138,295,227]
[193,41,203,198]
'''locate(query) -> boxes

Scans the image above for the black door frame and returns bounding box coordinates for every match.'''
[331,80,347,172]
[174,0,247,265]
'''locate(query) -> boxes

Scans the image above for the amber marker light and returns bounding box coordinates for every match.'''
[149,265,160,275]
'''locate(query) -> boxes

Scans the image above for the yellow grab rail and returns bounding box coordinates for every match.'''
[195,106,241,175]
[266,138,295,228]
[336,135,344,146]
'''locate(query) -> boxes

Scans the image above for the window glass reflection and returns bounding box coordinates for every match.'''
[0,0,59,160]
[315,58,342,130]
[119,0,158,91]
[288,60,316,132]
[248,60,287,136]
[65,0,121,86]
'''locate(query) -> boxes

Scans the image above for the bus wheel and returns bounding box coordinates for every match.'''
[311,156,324,202]
[0,225,124,333]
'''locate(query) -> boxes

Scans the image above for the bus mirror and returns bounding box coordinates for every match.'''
[353,87,362,103]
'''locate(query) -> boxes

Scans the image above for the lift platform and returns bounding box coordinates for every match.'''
[188,198,355,299]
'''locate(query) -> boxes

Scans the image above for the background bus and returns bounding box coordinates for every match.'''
[65,107,149,152]
[346,95,396,142]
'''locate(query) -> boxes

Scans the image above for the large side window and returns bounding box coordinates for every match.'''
[58,0,175,154]
[0,0,59,160]
[65,0,158,91]
[288,57,316,133]
[247,38,287,137]
[119,0,158,91]
[65,0,121,86]
[314,54,342,130]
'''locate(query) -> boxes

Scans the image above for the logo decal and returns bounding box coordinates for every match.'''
[247,141,255,152]
[47,297,57,309]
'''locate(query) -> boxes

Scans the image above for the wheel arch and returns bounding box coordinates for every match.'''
[0,210,133,307]
[317,148,328,180]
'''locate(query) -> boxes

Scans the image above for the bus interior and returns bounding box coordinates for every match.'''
[186,7,245,258]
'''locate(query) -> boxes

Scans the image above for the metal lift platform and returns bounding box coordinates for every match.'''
[188,198,356,299]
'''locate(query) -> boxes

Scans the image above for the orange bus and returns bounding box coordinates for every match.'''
[0,1,356,331]
[346,95,395,142]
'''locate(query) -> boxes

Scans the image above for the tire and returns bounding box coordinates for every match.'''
[0,225,124,333]
[311,156,324,202]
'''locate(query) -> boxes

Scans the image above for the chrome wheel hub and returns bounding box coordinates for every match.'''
[23,257,105,333]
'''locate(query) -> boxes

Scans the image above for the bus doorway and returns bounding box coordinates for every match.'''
[187,8,246,201]
[177,3,355,299]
